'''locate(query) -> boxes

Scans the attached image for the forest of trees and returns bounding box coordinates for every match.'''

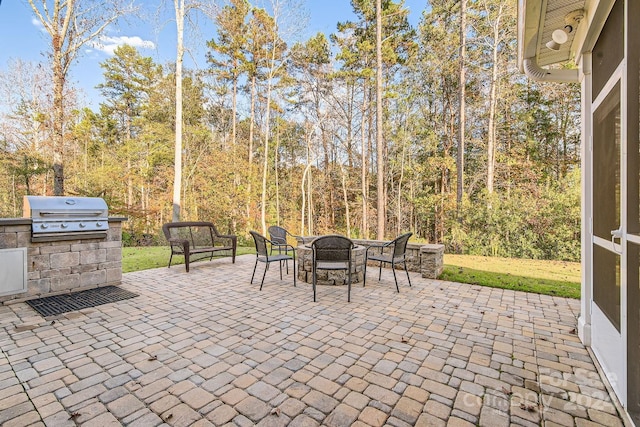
[0,0,581,261]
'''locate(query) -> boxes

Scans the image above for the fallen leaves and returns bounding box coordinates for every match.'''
[520,403,537,412]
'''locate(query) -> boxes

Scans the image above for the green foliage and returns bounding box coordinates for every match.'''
[448,168,581,261]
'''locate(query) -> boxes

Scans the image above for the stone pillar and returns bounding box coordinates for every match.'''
[420,244,445,279]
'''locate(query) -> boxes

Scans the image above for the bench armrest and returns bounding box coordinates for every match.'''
[167,238,190,254]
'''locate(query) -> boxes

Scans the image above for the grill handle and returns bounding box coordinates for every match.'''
[38,211,105,217]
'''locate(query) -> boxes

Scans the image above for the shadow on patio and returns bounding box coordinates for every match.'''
[0,254,624,426]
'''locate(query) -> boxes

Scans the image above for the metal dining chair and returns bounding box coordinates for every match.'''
[268,225,298,274]
[250,231,296,290]
[364,232,413,292]
[311,235,354,302]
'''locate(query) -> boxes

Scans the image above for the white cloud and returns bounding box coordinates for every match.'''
[31,18,45,31]
[91,36,156,55]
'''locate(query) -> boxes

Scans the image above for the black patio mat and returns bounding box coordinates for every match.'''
[26,286,138,317]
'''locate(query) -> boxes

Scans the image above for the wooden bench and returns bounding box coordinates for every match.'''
[162,221,237,272]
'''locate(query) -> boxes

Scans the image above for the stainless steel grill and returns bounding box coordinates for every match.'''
[23,196,109,242]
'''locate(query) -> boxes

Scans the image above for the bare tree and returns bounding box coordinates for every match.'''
[0,59,52,153]
[375,0,385,239]
[477,0,515,196]
[456,0,466,215]
[255,0,304,235]
[300,121,316,236]
[164,0,216,221]
[172,0,187,221]
[257,6,285,235]
[0,59,56,200]
[27,0,133,195]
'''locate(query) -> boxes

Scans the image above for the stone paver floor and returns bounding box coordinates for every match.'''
[0,254,625,426]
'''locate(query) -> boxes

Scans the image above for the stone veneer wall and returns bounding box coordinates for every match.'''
[295,236,445,280]
[0,218,125,303]
[296,245,367,285]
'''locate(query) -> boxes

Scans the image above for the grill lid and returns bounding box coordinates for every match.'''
[24,196,109,236]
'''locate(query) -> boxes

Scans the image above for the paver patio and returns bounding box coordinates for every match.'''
[0,254,625,426]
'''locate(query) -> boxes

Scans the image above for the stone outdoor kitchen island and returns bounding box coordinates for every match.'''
[0,197,126,304]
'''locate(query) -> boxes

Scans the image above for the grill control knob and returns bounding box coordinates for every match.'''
[41,224,48,229]
[61,223,68,229]
[79,223,86,228]
[96,222,103,227]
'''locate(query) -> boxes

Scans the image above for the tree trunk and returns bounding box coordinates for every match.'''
[126,107,133,208]
[246,75,256,230]
[307,162,313,236]
[172,0,185,222]
[231,59,238,147]
[274,122,280,225]
[260,79,271,236]
[300,129,312,235]
[456,0,467,216]
[260,19,282,235]
[375,0,385,240]
[361,81,368,239]
[52,48,65,195]
[301,164,310,235]
[396,135,406,235]
[127,158,133,207]
[486,3,503,196]
[341,165,351,237]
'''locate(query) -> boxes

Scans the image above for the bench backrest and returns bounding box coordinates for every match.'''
[162,222,220,249]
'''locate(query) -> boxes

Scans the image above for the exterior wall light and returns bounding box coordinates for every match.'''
[545,9,585,51]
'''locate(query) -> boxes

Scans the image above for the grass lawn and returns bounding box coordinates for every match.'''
[122,247,581,299]
[441,254,581,299]
[121,246,255,273]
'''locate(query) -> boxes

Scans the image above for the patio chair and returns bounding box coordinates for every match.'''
[250,231,296,290]
[364,232,413,292]
[311,235,354,302]
[268,225,298,274]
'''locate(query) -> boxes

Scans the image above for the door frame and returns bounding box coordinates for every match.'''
[589,40,628,407]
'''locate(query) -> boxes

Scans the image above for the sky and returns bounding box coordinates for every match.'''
[0,0,426,108]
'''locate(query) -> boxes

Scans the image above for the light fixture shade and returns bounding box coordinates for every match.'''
[546,40,561,51]
[551,29,569,44]
[546,29,569,51]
